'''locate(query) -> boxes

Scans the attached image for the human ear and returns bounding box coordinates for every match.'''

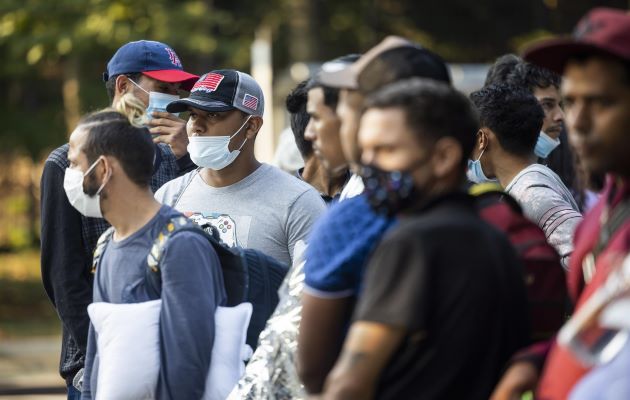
[245,116,264,139]
[432,137,463,179]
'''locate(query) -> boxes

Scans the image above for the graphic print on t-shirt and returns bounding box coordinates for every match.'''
[186,212,238,247]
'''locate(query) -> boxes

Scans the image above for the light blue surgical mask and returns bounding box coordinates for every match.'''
[466,147,498,184]
[129,79,180,119]
[534,131,561,159]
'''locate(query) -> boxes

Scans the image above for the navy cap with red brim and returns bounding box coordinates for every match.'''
[143,70,199,91]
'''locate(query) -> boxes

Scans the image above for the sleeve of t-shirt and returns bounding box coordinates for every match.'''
[303,195,393,299]
[156,231,227,400]
[354,230,430,331]
[520,185,583,269]
[284,188,326,263]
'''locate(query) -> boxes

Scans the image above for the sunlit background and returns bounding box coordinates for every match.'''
[0,0,628,398]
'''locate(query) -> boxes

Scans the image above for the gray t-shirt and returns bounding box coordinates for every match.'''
[155,164,326,266]
[505,164,583,269]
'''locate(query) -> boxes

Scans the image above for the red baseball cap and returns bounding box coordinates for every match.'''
[523,8,630,74]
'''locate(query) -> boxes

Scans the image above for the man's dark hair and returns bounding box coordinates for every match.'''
[105,73,143,102]
[365,78,479,169]
[485,54,521,86]
[485,54,560,92]
[310,54,362,109]
[470,84,544,157]
[286,79,312,158]
[81,110,154,187]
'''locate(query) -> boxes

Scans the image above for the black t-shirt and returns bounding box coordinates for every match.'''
[355,192,531,400]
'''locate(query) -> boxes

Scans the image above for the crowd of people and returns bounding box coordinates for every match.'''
[39,6,630,400]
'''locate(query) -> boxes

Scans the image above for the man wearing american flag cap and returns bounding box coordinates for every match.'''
[155,69,325,269]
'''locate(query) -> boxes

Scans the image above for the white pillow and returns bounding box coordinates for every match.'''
[203,303,253,400]
[88,300,161,400]
[88,301,252,400]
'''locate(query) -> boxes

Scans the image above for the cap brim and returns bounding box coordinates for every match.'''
[523,38,621,74]
[166,98,235,113]
[316,65,359,89]
[142,70,200,91]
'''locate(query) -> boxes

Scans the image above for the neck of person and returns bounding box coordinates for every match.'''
[103,184,162,241]
[494,152,537,189]
[199,149,261,188]
[302,156,348,197]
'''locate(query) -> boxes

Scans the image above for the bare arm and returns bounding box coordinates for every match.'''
[298,293,354,393]
[321,321,406,400]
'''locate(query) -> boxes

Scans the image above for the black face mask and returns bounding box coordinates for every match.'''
[360,164,416,217]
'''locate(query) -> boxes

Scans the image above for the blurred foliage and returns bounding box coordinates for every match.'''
[0,250,60,337]
[0,0,627,159]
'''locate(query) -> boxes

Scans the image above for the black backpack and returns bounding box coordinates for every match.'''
[92,216,289,350]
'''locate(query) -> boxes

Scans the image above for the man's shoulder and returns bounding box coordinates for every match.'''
[154,206,215,253]
[44,143,70,170]
[255,164,322,200]
[155,170,196,202]
[510,164,564,191]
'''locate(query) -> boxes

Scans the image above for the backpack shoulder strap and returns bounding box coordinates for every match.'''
[91,226,115,274]
[171,168,201,208]
[145,215,249,303]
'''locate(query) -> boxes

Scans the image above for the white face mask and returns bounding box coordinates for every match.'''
[63,157,109,218]
[129,79,180,118]
[188,115,252,170]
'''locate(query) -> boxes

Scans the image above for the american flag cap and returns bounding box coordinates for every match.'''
[166,69,264,117]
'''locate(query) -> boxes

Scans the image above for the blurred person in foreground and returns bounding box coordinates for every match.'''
[320,78,530,400]
[297,37,451,395]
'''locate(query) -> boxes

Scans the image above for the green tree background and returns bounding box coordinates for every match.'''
[0,0,627,251]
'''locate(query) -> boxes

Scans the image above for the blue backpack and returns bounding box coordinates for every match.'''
[92,216,289,350]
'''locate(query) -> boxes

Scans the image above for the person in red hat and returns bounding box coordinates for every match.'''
[491,8,630,400]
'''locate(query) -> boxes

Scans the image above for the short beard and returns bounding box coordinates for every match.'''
[84,171,101,197]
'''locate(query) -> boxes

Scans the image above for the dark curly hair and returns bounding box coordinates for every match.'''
[485,54,560,92]
[470,84,544,157]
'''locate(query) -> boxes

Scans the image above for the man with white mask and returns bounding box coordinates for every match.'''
[155,70,325,266]
[40,40,199,400]
[60,109,225,400]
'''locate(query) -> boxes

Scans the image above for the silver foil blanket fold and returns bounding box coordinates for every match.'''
[228,241,308,399]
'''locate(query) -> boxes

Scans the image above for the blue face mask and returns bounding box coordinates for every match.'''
[129,79,180,119]
[534,131,561,159]
[466,147,498,184]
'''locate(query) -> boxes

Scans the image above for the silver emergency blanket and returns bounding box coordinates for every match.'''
[227,241,308,399]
